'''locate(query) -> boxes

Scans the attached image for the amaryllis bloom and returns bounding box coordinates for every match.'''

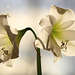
[35,5,75,62]
[0,14,19,66]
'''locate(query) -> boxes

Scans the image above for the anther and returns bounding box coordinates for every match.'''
[60,40,69,52]
[1,47,9,56]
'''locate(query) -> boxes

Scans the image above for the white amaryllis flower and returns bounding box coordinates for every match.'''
[35,5,75,62]
[0,14,19,66]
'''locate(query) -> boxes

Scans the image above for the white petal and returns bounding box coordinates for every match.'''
[53,37,75,56]
[2,17,8,25]
[4,59,16,67]
[35,29,49,49]
[0,17,7,35]
[2,43,13,62]
[49,15,57,25]
[4,25,17,43]
[0,25,7,35]
[4,59,12,67]
[61,9,75,24]
[50,36,62,62]
[0,15,8,26]
[59,20,74,29]
[61,42,75,56]
[62,30,75,41]
[10,26,18,35]
[50,36,61,57]
[54,55,62,63]
[0,35,11,46]
[39,15,52,28]
[44,26,53,34]
[49,5,75,25]
[49,5,67,21]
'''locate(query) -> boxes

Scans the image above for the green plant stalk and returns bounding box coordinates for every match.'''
[37,48,42,75]
[16,27,42,75]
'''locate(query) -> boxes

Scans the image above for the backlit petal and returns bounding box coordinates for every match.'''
[2,17,8,25]
[4,25,16,43]
[4,59,16,67]
[59,20,74,29]
[61,9,75,24]
[0,15,8,26]
[44,26,53,34]
[35,29,49,49]
[54,55,62,63]
[53,37,75,56]
[0,35,11,46]
[50,36,61,57]
[62,30,75,41]
[2,43,13,62]
[49,15,57,25]
[61,42,75,56]
[39,15,52,28]
[49,5,67,21]
[0,15,7,35]
[0,25,7,35]
[10,26,18,35]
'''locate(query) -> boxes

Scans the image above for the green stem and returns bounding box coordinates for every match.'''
[37,48,42,75]
[16,27,42,75]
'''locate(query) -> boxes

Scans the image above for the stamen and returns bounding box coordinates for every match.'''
[1,47,9,56]
[46,35,50,50]
[60,40,69,52]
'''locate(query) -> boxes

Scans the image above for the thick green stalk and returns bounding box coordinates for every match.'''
[15,27,42,75]
[37,48,42,75]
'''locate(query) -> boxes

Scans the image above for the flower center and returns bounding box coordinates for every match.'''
[52,27,63,39]
[51,20,65,40]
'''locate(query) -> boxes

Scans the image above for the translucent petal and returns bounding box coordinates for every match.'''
[54,55,62,63]
[62,30,75,41]
[4,59,12,67]
[4,25,16,43]
[0,14,8,26]
[49,5,68,21]
[2,17,8,25]
[0,16,7,35]
[2,43,13,62]
[4,59,16,67]
[10,26,18,35]
[35,29,49,49]
[49,5,75,26]
[44,26,53,34]
[50,36,62,57]
[61,9,75,24]
[61,42,75,56]
[0,25,7,35]
[49,15,57,25]
[53,36,75,56]
[59,20,74,29]
[39,15,52,28]
[0,35,11,46]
